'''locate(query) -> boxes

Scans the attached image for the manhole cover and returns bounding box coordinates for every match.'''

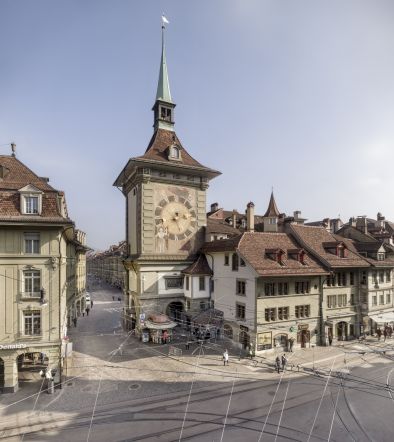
[128,383,140,390]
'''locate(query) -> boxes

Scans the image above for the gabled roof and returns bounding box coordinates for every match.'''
[203,232,327,276]
[263,191,280,217]
[182,254,212,275]
[114,129,221,187]
[290,224,370,269]
[0,156,55,192]
[136,129,208,169]
[0,155,71,223]
[206,218,240,236]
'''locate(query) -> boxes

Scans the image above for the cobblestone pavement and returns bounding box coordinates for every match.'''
[1,280,394,441]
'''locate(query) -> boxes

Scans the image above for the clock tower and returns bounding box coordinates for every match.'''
[114,24,220,331]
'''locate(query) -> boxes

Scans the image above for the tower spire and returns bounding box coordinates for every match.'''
[156,24,172,103]
[152,17,176,132]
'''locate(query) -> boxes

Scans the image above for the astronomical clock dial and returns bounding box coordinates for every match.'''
[155,194,196,244]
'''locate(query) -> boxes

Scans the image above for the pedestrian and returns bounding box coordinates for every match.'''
[73,317,77,327]
[82,311,85,317]
[377,328,382,341]
[223,349,229,366]
[281,354,287,371]
[91,300,93,308]
[249,344,255,360]
[162,330,169,344]
[383,328,388,342]
[389,326,393,338]
[112,296,115,301]
[328,334,333,346]
[288,337,294,352]
[275,356,281,374]
[86,307,90,316]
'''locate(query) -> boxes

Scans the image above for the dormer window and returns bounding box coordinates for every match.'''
[265,248,286,265]
[25,196,39,214]
[19,185,43,215]
[377,252,385,261]
[288,248,307,265]
[168,144,181,161]
[269,218,277,225]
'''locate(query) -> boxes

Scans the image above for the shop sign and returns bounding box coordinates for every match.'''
[139,313,145,326]
[0,343,27,350]
[298,324,309,330]
[289,326,296,332]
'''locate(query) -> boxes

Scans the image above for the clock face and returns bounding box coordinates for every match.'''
[155,194,196,242]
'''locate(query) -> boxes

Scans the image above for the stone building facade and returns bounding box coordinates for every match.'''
[0,152,87,393]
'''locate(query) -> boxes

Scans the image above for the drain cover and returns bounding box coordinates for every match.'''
[128,383,140,390]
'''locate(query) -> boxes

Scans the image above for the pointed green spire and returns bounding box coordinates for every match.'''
[156,27,172,103]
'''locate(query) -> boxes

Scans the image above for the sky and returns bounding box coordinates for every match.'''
[1,1,394,250]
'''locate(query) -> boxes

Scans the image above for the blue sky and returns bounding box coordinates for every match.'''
[1,1,393,250]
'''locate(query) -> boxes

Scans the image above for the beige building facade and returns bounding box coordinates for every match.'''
[0,153,87,393]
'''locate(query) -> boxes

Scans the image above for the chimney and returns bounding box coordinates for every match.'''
[11,143,16,157]
[349,217,356,227]
[210,202,219,213]
[356,216,368,234]
[246,202,255,232]
[232,210,237,228]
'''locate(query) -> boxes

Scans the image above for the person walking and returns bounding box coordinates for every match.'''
[91,300,93,308]
[281,354,287,372]
[383,328,388,342]
[86,306,90,316]
[223,349,229,366]
[73,317,77,327]
[377,328,382,341]
[82,311,85,317]
[288,337,294,352]
[275,356,281,374]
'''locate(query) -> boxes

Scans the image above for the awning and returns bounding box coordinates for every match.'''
[143,319,178,330]
[368,311,394,324]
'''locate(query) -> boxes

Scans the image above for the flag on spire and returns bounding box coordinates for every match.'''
[161,15,169,27]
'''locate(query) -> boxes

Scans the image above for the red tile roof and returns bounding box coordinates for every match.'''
[182,254,212,275]
[0,155,71,223]
[203,232,327,276]
[135,129,215,171]
[290,224,370,269]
